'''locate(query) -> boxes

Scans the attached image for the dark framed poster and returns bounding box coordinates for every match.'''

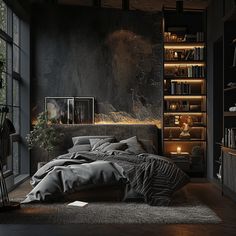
[45,97,94,124]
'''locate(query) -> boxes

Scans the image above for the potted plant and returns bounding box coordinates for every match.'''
[26,112,63,161]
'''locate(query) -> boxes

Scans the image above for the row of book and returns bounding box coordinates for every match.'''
[224,128,236,149]
[183,32,204,42]
[170,82,191,94]
[193,47,204,61]
[187,66,205,78]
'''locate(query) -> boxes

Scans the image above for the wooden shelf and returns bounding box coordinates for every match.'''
[164,75,206,80]
[164,60,205,65]
[224,112,236,117]
[164,139,206,142]
[164,111,206,114]
[224,86,236,92]
[164,94,206,96]
[164,126,206,129]
[164,42,205,48]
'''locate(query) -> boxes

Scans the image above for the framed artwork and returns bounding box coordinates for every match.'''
[45,97,94,124]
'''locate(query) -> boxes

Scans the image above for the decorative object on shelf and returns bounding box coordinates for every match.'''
[227,82,236,87]
[176,146,182,154]
[45,97,94,124]
[229,105,236,112]
[0,106,20,212]
[223,128,236,148]
[179,115,193,138]
[26,112,63,160]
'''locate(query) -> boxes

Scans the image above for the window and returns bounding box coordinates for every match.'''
[0,0,22,177]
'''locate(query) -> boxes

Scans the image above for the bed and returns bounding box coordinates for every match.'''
[24,124,189,206]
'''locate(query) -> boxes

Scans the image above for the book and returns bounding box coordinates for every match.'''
[68,201,88,207]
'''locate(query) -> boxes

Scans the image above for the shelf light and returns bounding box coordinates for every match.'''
[176,146,182,154]
[164,95,205,99]
[164,45,205,49]
[170,79,204,83]
[164,112,204,115]
[164,62,205,67]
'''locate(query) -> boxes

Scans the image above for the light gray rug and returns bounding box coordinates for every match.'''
[0,201,221,224]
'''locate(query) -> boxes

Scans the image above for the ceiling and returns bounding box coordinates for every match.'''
[34,0,209,11]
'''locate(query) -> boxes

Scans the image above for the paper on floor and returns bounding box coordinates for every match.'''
[68,201,88,207]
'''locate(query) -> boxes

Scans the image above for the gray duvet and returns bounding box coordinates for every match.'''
[23,151,189,206]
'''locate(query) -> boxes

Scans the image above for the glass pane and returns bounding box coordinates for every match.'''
[0,71,6,104]
[13,45,20,73]
[13,141,20,176]
[0,0,7,33]
[0,38,6,72]
[13,79,19,106]
[13,107,20,133]
[13,13,20,46]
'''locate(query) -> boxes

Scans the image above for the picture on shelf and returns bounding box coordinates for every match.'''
[74,97,94,124]
[45,97,94,124]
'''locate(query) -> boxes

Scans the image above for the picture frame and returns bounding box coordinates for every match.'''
[45,97,94,124]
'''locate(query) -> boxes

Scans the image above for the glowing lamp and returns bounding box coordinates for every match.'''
[177,146,181,154]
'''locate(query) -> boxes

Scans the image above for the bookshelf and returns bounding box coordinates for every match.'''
[213,9,236,199]
[163,9,206,177]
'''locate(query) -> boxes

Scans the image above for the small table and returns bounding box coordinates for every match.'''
[169,152,191,172]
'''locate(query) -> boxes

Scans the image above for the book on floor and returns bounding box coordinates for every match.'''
[68,201,88,207]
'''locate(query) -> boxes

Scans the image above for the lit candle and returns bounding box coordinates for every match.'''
[177,146,181,154]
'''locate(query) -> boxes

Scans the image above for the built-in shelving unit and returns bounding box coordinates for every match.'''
[163,9,206,177]
[213,6,236,200]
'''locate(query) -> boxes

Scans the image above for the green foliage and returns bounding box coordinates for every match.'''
[26,112,63,154]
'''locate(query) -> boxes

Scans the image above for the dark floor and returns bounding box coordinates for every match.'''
[1,182,236,236]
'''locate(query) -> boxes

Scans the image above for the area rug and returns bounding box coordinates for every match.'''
[0,201,221,224]
[3,182,221,225]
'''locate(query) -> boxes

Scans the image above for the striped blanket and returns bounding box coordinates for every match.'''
[24,152,189,206]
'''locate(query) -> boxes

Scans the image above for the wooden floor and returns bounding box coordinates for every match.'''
[1,182,236,236]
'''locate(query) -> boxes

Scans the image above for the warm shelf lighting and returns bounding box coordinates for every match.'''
[176,146,182,154]
[164,126,206,129]
[164,45,205,49]
[164,95,205,99]
[164,62,205,67]
[170,79,204,83]
[164,112,204,115]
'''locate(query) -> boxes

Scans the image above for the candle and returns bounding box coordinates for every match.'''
[177,146,181,154]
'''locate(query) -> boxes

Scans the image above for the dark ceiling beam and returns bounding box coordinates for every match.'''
[122,0,129,10]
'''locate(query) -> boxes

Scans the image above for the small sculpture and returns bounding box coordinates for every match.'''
[179,115,193,138]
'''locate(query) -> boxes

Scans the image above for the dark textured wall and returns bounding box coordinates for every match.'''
[207,0,224,179]
[31,5,163,127]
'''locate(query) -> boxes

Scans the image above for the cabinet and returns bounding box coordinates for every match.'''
[214,8,236,201]
[163,9,207,177]
[222,147,236,198]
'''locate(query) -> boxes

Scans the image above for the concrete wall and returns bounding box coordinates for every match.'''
[31,5,163,127]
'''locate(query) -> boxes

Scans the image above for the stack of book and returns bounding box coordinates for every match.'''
[170,82,191,94]
[187,66,205,77]
[193,47,204,61]
[196,32,204,42]
[224,128,236,148]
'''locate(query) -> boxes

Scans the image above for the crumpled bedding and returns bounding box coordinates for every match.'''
[23,151,189,206]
